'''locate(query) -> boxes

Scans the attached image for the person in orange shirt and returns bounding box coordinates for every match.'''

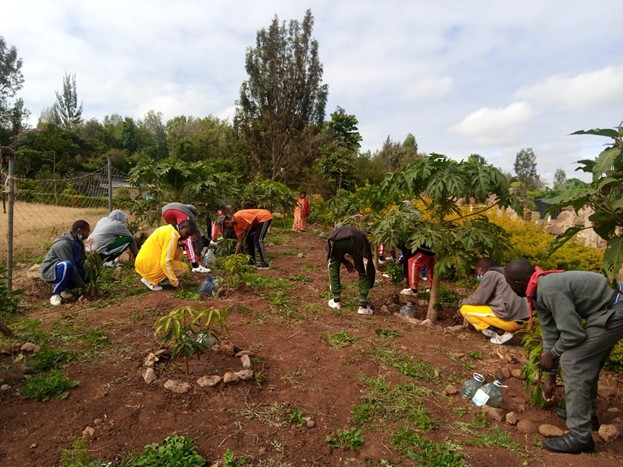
[220,209,273,269]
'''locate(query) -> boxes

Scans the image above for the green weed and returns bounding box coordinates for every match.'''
[222,448,246,467]
[27,345,77,373]
[127,434,205,466]
[464,427,522,453]
[325,331,356,348]
[374,328,400,339]
[23,369,79,401]
[373,345,437,381]
[288,274,311,282]
[59,438,94,467]
[325,427,364,451]
[290,408,307,427]
[391,427,467,466]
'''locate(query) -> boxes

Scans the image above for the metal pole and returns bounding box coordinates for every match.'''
[108,155,113,212]
[7,156,15,292]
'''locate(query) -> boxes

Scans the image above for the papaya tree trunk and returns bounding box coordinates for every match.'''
[426,276,441,322]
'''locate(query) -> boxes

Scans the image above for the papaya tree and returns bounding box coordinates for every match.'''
[543,122,623,283]
[375,154,523,322]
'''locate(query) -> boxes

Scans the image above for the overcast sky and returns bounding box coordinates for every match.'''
[5,1,623,184]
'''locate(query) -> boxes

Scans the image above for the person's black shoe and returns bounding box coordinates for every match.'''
[543,433,595,454]
[555,408,600,431]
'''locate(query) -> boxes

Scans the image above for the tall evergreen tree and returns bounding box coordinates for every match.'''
[53,72,83,129]
[234,9,328,180]
[0,36,26,136]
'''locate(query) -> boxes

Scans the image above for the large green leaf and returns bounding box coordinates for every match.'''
[603,236,623,284]
[594,147,622,176]
[545,226,583,258]
[571,128,620,139]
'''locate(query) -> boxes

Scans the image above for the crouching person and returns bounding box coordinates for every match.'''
[40,220,90,306]
[88,210,139,266]
[135,220,196,291]
[326,225,375,315]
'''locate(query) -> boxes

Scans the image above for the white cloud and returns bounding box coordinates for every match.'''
[515,66,623,112]
[451,102,534,145]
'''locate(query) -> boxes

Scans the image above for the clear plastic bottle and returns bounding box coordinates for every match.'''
[399,301,415,317]
[460,373,485,399]
[204,248,217,266]
[472,379,504,407]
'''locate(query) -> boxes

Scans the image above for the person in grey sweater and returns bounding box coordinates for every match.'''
[505,259,623,454]
[88,210,139,266]
[459,258,529,345]
[40,220,90,306]
[161,202,210,273]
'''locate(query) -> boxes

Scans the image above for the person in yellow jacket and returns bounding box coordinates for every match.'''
[135,220,196,291]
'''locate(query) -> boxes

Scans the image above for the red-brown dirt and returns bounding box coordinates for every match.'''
[1,227,623,466]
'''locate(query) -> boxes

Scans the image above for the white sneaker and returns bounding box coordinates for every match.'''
[481,328,498,338]
[328,299,341,309]
[382,273,390,278]
[103,261,120,268]
[60,290,73,299]
[192,265,210,273]
[400,288,417,296]
[490,332,514,345]
[141,277,163,292]
[357,305,373,315]
[50,294,62,306]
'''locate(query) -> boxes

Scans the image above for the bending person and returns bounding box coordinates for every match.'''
[221,209,273,269]
[88,210,139,266]
[326,225,375,315]
[135,220,196,291]
[162,202,209,273]
[459,258,529,344]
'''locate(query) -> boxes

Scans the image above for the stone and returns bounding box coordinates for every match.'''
[598,424,619,442]
[142,368,157,384]
[516,419,537,434]
[505,412,518,425]
[607,407,620,414]
[516,404,526,413]
[235,350,253,357]
[482,406,505,421]
[29,443,37,449]
[234,370,254,381]
[82,426,95,438]
[447,325,464,332]
[20,342,41,353]
[501,367,511,379]
[196,375,222,387]
[510,368,522,379]
[164,379,191,393]
[297,253,304,258]
[144,353,158,367]
[223,372,239,384]
[380,305,390,314]
[444,384,459,396]
[538,424,565,437]
[213,343,235,356]
[93,419,103,426]
[240,354,252,370]
[306,419,316,428]
[0,384,10,392]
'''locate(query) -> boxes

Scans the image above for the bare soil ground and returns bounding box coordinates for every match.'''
[1,226,623,466]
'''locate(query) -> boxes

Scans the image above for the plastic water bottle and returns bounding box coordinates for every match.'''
[204,248,217,266]
[472,379,504,407]
[460,373,485,400]
[198,274,215,296]
[399,302,416,318]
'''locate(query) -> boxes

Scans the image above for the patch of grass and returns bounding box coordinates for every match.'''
[288,274,311,282]
[280,367,305,387]
[451,407,467,417]
[466,351,482,359]
[23,369,79,401]
[27,345,77,373]
[246,274,289,290]
[350,376,437,430]
[304,303,323,314]
[59,438,95,467]
[232,393,290,428]
[263,290,292,309]
[325,427,364,451]
[373,345,438,381]
[464,427,523,453]
[175,289,202,301]
[391,427,467,466]
[374,328,400,339]
[325,331,356,349]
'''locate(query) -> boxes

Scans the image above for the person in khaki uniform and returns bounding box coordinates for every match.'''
[135,220,196,291]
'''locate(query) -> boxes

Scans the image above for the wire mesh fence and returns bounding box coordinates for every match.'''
[1,164,129,264]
